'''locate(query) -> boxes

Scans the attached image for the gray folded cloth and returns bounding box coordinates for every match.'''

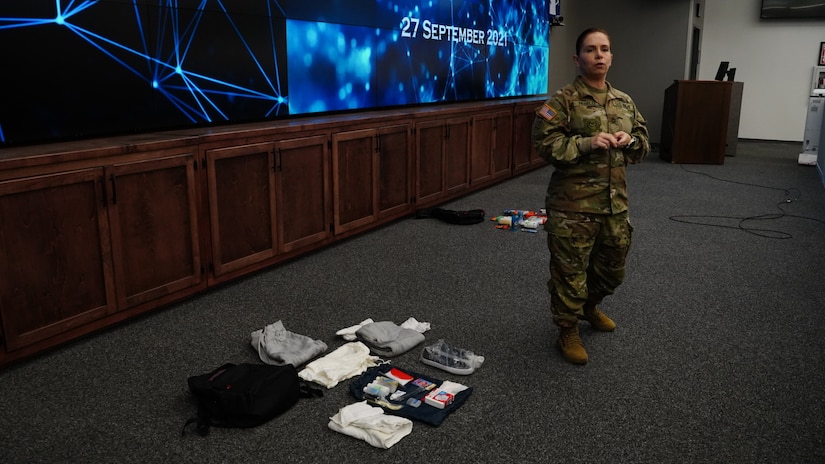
[251,320,327,367]
[355,321,425,357]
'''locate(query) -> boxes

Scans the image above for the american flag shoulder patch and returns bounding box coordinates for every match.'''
[538,104,557,121]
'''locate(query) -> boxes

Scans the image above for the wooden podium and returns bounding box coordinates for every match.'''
[660,80,741,164]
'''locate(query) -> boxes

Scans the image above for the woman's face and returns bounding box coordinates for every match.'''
[574,32,612,80]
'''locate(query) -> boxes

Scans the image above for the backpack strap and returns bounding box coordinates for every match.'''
[181,405,212,437]
[181,417,198,437]
[298,380,324,399]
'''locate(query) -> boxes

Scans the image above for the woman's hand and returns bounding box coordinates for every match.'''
[613,131,634,147]
[591,132,619,150]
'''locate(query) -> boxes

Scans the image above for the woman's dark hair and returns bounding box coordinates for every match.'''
[575,28,610,56]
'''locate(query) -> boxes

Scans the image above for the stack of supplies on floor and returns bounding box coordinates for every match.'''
[183,315,484,449]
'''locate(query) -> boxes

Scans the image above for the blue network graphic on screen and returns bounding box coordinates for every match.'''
[0,0,549,146]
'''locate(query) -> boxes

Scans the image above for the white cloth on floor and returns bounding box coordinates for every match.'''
[400,317,431,333]
[328,401,413,449]
[437,380,469,394]
[250,320,327,367]
[298,341,380,388]
[336,318,375,341]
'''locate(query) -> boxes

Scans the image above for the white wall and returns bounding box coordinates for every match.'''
[700,0,825,141]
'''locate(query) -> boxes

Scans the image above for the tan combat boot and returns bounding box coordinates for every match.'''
[580,306,616,332]
[557,325,588,365]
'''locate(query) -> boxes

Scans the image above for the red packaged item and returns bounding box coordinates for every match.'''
[384,367,414,385]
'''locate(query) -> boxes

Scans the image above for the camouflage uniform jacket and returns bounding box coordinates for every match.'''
[532,76,650,215]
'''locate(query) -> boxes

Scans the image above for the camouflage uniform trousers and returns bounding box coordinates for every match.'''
[545,209,633,327]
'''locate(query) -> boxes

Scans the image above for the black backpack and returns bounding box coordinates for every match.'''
[182,362,321,436]
[416,207,485,225]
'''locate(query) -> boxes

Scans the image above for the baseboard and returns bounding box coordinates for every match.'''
[738,138,803,145]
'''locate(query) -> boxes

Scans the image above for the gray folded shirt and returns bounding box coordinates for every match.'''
[355,321,425,357]
[251,320,328,366]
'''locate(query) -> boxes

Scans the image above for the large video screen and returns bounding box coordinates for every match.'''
[0,1,550,147]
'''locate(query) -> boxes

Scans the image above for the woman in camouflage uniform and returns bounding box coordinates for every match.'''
[532,28,650,365]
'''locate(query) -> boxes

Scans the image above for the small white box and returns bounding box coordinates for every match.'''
[798,153,817,166]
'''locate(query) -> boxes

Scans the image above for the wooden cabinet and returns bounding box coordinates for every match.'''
[512,102,546,174]
[660,80,732,164]
[471,110,513,186]
[0,150,202,351]
[0,98,549,367]
[332,124,412,234]
[0,169,117,350]
[206,135,331,279]
[415,117,470,207]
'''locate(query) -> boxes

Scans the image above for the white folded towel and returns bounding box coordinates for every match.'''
[400,317,431,333]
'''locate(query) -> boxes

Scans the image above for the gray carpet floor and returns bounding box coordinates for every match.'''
[1,141,824,463]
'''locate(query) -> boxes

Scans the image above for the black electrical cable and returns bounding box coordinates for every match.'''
[667,164,825,239]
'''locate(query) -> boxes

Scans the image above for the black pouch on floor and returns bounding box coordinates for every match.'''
[416,207,485,225]
[182,362,322,436]
[349,364,473,427]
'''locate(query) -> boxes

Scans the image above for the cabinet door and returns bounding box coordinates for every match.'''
[491,110,513,180]
[444,117,470,195]
[332,128,377,234]
[0,169,117,350]
[415,120,445,206]
[377,124,413,218]
[472,111,513,186]
[106,154,202,309]
[513,104,544,173]
[275,135,331,253]
[471,114,495,186]
[206,142,277,277]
